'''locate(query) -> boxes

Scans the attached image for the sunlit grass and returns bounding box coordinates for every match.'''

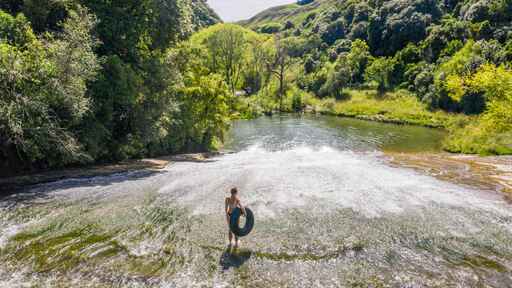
[443,120,512,155]
[314,89,468,128]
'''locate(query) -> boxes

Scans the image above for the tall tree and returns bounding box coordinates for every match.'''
[204,24,247,96]
[365,57,397,95]
[265,35,296,111]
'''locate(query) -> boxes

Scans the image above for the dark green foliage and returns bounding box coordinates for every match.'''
[284,20,295,30]
[243,69,263,95]
[292,93,303,111]
[303,12,317,26]
[505,39,512,61]
[0,0,23,15]
[191,0,221,27]
[0,0,222,174]
[22,0,73,32]
[0,7,100,173]
[297,0,314,5]
[460,91,486,115]
[304,56,318,74]
[0,0,73,33]
[259,22,283,34]
[0,10,35,46]
[369,0,442,56]
[321,19,345,45]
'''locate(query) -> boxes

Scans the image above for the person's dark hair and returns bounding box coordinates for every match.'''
[230,187,238,195]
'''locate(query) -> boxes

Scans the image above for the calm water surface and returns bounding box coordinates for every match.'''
[225,114,447,153]
[0,115,511,287]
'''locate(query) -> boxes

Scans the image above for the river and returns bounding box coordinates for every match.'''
[1,115,511,287]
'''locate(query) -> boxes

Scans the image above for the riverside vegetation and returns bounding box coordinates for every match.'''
[1,0,511,176]
[238,0,512,155]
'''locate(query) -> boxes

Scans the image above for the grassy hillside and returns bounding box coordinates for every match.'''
[239,0,331,28]
[314,89,466,128]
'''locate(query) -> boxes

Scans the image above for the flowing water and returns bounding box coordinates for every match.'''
[1,115,511,287]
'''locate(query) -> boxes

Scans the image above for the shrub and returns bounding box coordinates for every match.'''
[259,22,282,34]
[297,0,314,5]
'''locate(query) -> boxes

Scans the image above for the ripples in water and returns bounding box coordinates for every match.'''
[0,115,511,287]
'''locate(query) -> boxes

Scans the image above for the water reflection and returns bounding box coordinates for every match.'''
[225,114,447,153]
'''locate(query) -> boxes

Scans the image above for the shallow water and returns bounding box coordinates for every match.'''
[1,115,511,287]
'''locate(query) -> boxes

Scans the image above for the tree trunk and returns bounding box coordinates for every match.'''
[279,65,285,112]
[377,81,386,97]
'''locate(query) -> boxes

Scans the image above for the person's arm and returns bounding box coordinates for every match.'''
[225,198,230,215]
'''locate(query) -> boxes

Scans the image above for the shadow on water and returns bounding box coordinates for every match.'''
[0,169,165,205]
[0,153,223,203]
[219,246,252,270]
[205,242,364,271]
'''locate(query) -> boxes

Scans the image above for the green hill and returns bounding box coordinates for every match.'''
[239,0,331,27]
[242,0,511,55]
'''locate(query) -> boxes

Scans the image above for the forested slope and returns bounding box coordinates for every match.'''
[241,0,512,155]
[0,0,221,175]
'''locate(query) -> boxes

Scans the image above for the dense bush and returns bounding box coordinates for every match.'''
[297,0,314,5]
[444,64,512,154]
[0,0,222,174]
[0,8,99,172]
[259,22,283,34]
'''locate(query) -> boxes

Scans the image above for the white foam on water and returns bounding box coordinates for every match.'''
[0,222,26,249]
[158,145,511,218]
[0,268,34,288]
[1,117,510,287]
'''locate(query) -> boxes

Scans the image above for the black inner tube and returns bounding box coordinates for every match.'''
[230,207,254,237]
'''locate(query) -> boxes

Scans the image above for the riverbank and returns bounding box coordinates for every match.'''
[311,89,467,129]
[386,152,512,201]
[0,153,218,194]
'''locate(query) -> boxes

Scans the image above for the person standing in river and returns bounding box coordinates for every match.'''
[225,187,246,247]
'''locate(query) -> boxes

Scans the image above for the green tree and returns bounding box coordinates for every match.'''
[202,24,248,96]
[319,60,351,99]
[365,57,397,95]
[175,75,231,150]
[345,39,371,83]
[265,36,299,111]
[0,7,99,172]
[444,64,512,154]
[167,42,232,151]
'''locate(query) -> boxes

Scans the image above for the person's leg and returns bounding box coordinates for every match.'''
[230,231,235,244]
[227,215,233,245]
